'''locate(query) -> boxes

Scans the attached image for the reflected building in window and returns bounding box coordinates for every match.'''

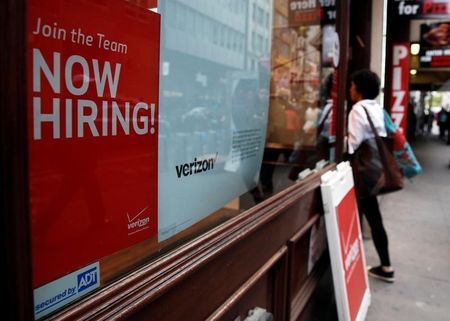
[163,0,271,70]
[158,0,274,241]
[158,0,272,152]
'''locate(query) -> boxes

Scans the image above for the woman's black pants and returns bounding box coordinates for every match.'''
[358,195,391,267]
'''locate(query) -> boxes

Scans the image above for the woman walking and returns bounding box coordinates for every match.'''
[348,69,395,283]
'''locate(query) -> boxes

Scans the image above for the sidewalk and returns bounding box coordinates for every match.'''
[364,136,450,321]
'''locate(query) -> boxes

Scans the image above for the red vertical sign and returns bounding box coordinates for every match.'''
[390,43,410,135]
[28,0,160,287]
[335,188,368,321]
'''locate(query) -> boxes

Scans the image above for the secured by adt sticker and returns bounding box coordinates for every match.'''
[33,262,100,319]
[77,267,98,292]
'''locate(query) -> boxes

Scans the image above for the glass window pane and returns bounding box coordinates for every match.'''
[27,0,339,317]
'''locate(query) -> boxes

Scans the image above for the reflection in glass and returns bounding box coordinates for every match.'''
[158,0,273,241]
[246,0,338,204]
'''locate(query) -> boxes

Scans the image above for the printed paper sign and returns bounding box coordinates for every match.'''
[28,0,160,288]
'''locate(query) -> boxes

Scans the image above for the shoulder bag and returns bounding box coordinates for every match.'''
[351,106,404,199]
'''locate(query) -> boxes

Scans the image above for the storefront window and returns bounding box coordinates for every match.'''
[241,0,339,205]
[26,0,339,319]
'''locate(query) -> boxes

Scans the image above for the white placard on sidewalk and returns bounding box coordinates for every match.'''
[321,162,371,321]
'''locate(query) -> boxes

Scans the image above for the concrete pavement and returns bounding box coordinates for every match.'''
[364,136,450,321]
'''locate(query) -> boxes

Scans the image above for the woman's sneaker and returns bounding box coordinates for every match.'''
[368,266,395,283]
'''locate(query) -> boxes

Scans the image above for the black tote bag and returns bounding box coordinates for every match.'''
[351,107,403,199]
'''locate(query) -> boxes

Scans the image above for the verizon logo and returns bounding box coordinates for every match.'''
[127,206,150,235]
[175,152,218,178]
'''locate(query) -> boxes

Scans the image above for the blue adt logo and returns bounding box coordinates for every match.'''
[77,267,98,292]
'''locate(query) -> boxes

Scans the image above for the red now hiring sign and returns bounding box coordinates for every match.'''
[27,0,160,288]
